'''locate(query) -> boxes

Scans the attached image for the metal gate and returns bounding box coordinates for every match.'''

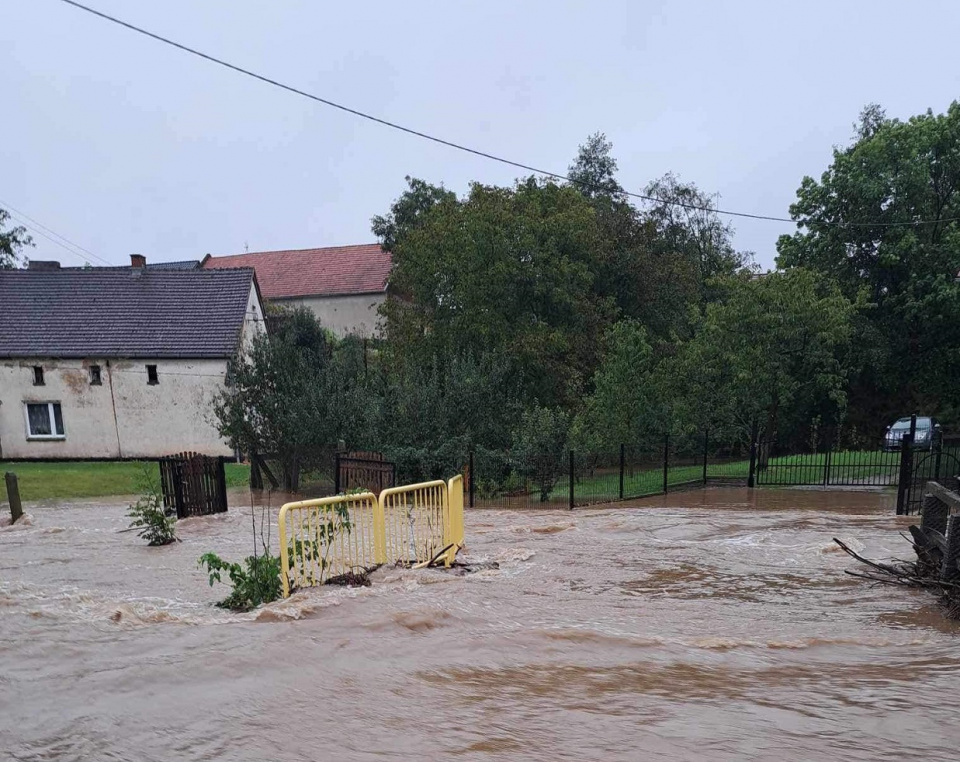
[901,448,960,515]
[158,452,228,519]
[754,440,900,488]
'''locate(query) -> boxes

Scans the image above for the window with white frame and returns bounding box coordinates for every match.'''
[25,402,65,439]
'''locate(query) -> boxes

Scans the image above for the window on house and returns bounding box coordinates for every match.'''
[89,365,102,385]
[25,402,65,439]
[33,366,44,386]
[146,364,159,385]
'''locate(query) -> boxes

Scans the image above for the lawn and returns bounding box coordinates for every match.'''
[0,461,250,503]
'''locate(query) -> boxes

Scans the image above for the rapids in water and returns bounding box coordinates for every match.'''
[2,487,958,761]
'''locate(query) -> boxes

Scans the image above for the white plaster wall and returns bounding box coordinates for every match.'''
[283,293,385,337]
[0,358,232,459]
[240,282,267,351]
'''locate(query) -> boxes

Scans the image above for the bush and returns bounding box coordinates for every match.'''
[127,481,177,546]
[198,552,283,611]
[512,406,570,502]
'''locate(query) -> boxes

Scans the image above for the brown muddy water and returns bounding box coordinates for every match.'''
[2,487,959,761]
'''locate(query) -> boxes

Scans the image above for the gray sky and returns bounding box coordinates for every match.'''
[4,0,959,270]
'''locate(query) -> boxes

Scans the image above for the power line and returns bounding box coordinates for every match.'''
[4,212,106,266]
[1,200,113,265]
[56,0,960,230]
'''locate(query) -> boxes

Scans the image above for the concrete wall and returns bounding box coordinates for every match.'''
[0,358,233,459]
[281,293,385,337]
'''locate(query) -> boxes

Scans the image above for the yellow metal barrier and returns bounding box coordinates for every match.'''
[278,492,378,598]
[278,477,468,597]
[445,475,465,567]
[378,480,450,566]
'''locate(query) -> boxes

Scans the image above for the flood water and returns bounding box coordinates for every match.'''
[2,487,959,761]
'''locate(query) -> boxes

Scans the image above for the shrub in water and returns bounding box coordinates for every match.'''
[198,552,283,611]
[127,490,177,546]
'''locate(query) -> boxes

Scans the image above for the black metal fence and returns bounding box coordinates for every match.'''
[460,418,960,513]
[466,430,752,510]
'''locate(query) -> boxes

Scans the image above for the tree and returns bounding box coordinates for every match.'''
[380,177,615,409]
[571,320,665,452]
[666,269,856,450]
[776,101,960,427]
[372,176,456,253]
[643,173,752,307]
[214,308,371,491]
[512,405,570,502]
[567,132,626,201]
[369,352,523,482]
[0,209,32,269]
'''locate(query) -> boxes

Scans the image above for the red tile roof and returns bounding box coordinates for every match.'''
[202,244,391,299]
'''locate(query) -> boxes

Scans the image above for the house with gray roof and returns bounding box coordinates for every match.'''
[0,256,265,459]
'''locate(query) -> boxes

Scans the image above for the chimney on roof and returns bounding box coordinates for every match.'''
[130,254,146,269]
[27,260,61,271]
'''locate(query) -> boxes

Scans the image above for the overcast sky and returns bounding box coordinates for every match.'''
[3,1,959,270]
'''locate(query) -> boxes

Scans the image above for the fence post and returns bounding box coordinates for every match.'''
[823,447,832,488]
[172,461,185,520]
[662,434,669,495]
[4,472,23,523]
[619,444,625,500]
[747,421,759,488]
[896,433,914,515]
[934,436,943,482]
[334,452,341,495]
[568,450,575,511]
[702,430,709,485]
[216,456,228,512]
[469,450,475,508]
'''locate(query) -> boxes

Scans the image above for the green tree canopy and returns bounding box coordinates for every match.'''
[380,177,615,409]
[776,101,960,424]
[214,308,370,490]
[665,269,856,448]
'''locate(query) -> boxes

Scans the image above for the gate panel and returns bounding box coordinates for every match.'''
[904,448,960,515]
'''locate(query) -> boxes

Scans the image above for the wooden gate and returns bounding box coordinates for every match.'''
[158,452,228,519]
[334,451,396,496]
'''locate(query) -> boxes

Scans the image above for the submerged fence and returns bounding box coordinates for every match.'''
[468,432,751,510]
[462,421,960,513]
[278,475,465,597]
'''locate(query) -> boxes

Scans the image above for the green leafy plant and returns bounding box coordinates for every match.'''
[126,469,177,546]
[198,552,282,611]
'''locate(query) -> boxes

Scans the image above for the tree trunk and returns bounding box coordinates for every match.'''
[281,456,301,493]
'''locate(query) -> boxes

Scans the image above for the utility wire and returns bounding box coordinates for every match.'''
[56,0,960,230]
[4,211,109,266]
[1,200,112,265]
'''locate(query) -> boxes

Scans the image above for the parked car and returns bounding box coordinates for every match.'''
[883,416,941,452]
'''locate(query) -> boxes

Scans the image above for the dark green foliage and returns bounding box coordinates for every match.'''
[776,100,960,433]
[214,307,372,491]
[198,552,283,611]
[0,209,33,269]
[512,405,570,502]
